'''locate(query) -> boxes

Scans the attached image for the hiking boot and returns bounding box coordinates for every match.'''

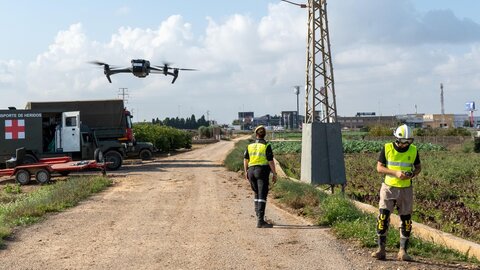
[397,248,412,261]
[257,219,273,228]
[371,235,386,260]
[371,247,386,260]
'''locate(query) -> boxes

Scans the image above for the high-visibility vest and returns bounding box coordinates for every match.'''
[384,142,417,188]
[247,142,269,166]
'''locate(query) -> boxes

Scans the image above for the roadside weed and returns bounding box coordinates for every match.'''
[3,184,21,194]
[0,176,112,246]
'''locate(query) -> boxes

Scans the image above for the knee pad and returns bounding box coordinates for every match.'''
[376,209,390,236]
[400,214,412,238]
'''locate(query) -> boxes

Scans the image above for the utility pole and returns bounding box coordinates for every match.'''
[118,87,129,104]
[283,0,346,190]
[440,83,445,127]
[305,0,338,123]
[293,86,300,129]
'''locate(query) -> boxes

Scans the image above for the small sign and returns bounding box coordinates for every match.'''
[465,101,476,111]
[356,112,376,116]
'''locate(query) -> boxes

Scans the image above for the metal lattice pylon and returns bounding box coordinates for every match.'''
[304,0,337,123]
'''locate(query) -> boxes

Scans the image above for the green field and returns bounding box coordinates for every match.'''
[272,140,480,243]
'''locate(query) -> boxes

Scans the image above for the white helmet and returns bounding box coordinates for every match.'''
[393,124,413,139]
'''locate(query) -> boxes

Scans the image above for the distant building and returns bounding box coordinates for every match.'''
[337,115,397,130]
[238,112,254,130]
[235,110,477,131]
[453,114,470,128]
[281,111,303,129]
[422,114,455,128]
[252,114,281,127]
[396,114,424,128]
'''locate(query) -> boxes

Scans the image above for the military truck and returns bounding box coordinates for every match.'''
[126,141,157,160]
[0,99,134,170]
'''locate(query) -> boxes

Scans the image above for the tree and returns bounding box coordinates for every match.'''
[153,114,211,129]
[198,115,209,127]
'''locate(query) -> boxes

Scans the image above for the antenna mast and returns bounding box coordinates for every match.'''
[440,83,445,127]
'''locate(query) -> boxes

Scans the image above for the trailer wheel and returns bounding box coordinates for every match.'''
[36,169,51,184]
[105,151,123,171]
[139,149,153,160]
[15,169,31,185]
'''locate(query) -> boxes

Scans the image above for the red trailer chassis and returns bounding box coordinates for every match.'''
[0,156,107,185]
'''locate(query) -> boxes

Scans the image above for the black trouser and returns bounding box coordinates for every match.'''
[247,165,270,219]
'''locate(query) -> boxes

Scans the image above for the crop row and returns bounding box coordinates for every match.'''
[270,140,446,154]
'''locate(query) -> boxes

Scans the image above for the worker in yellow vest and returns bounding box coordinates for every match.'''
[372,124,421,261]
[243,125,278,228]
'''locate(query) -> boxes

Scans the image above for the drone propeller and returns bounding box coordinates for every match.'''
[151,63,197,84]
[152,63,196,73]
[89,61,108,66]
[89,61,114,83]
[151,63,172,75]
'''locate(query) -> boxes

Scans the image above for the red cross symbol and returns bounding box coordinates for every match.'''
[5,119,25,140]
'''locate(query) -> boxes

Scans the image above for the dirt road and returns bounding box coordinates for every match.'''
[0,140,464,269]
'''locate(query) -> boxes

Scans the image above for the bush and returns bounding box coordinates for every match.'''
[474,137,480,153]
[133,123,192,152]
[368,125,394,136]
[416,127,472,137]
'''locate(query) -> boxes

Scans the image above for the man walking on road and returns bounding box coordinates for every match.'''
[244,125,277,228]
[372,124,421,261]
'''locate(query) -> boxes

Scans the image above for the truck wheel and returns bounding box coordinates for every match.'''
[94,148,104,162]
[23,154,38,164]
[139,149,153,160]
[15,169,31,185]
[35,169,51,184]
[105,151,123,171]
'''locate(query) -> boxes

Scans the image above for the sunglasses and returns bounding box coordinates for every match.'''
[397,138,414,144]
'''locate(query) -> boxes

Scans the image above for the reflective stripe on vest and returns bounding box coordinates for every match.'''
[247,142,269,166]
[384,142,417,188]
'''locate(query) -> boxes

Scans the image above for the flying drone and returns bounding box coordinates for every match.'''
[90,59,196,83]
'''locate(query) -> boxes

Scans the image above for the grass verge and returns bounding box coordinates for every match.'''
[223,139,250,172]
[0,176,112,247]
[271,178,477,264]
[224,139,479,265]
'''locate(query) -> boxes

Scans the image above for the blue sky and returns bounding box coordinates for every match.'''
[1,0,480,124]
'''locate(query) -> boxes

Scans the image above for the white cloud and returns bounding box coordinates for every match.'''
[3,1,480,123]
[330,0,480,47]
